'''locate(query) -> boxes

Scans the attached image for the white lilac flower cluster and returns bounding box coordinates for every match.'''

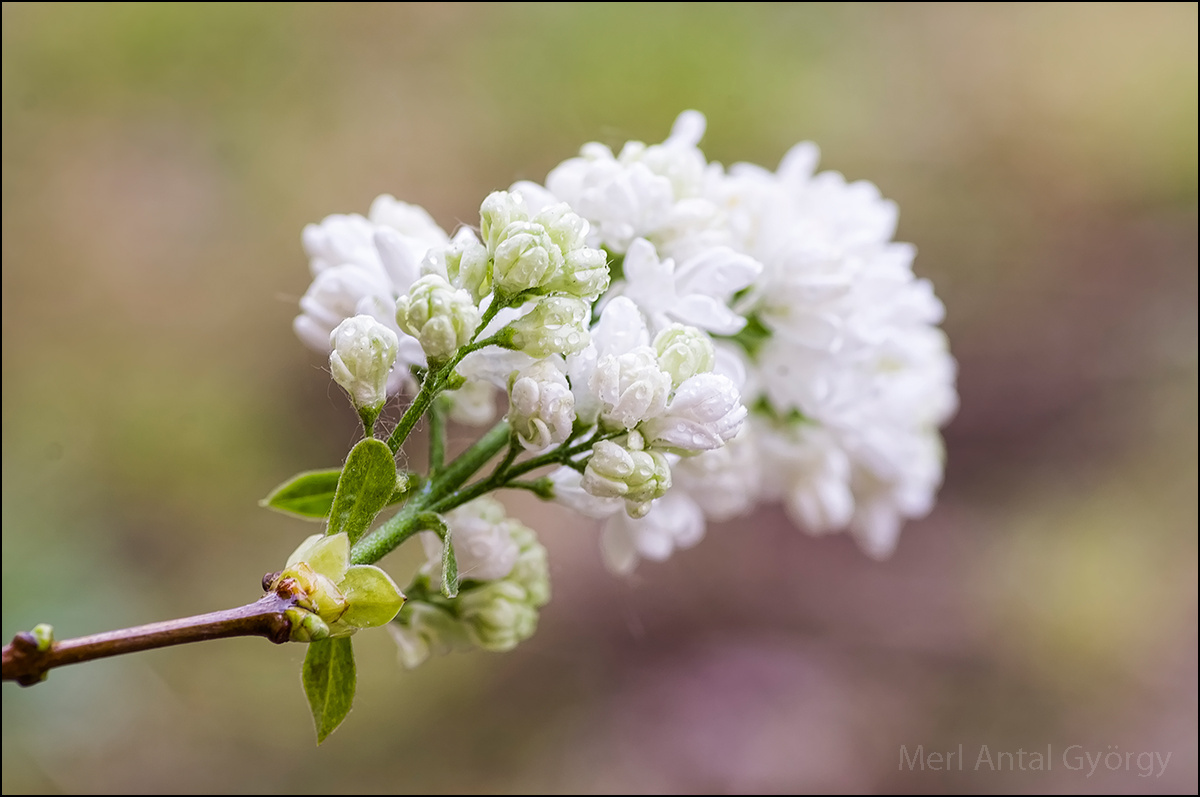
[525,112,956,568]
[388,498,550,668]
[297,111,956,593]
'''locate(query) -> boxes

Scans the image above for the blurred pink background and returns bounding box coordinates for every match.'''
[3,4,1196,793]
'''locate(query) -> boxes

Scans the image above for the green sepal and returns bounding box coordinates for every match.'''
[302,636,356,744]
[262,468,416,521]
[327,439,398,544]
[339,565,406,628]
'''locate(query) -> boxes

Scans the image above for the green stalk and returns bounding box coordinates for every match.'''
[428,398,447,474]
[427,427,621,515]
[350,421,511,565]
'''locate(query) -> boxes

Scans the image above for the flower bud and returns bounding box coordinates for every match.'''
[501,296,591,358]
[592,347,673,429]
[532,202,589,255]
[492,221,561,297]
[508,360,575,450]
[582,440,672,518]
[653,324,715,387]
[31,624,54,652]
[458,581,539,652]
[328,315,399,412]
[542,245,610,302]
[424,229,492,303]
[396,274,481,363]
[479,191,529,253]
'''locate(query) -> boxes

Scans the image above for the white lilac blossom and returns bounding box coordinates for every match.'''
[608,238,762,336]
[524,110,725,258]
[507,359,575,451]
[271,113,959,744]
[592,347,674,430]
[640,371,746,454]
[328,315,399,414]
[523,111,956,565]
[296,196,447,393]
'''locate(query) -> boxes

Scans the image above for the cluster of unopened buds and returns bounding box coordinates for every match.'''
[279,109,955,700]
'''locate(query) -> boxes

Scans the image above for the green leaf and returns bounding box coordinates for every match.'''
[339,565,406,628]
[327,439,398,544]
[302,637,356,744]
[262,468,416,521]
[260,469,341,520]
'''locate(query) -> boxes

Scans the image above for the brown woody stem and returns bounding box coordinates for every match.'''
[2,590,297,687]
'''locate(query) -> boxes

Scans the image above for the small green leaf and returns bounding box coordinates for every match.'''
[262,468,416,521]
[302,637,356,744]
[260,469,342,520]
[339,565,406,628]
[327,439,398,544]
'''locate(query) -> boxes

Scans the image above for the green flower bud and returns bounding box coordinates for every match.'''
[31,624,54,652]
[286,607,331,642]
[543,246,610,302]
[492,221,561,298]
[479,191,529,254]
[458,581,539,652]
[396,275,481,364]
[329,315,399,413]
[654,324,715,387]
[501,296,591,358]
[532,202,589,254]
[426,231,492,303]
[582,440,672,518]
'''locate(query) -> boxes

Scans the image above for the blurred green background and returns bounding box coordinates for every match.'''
[3,3,1196,793]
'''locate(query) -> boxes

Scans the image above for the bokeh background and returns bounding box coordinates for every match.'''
[3,3,1196,793]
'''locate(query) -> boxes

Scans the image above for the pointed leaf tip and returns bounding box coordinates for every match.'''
[302,637,357,744]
